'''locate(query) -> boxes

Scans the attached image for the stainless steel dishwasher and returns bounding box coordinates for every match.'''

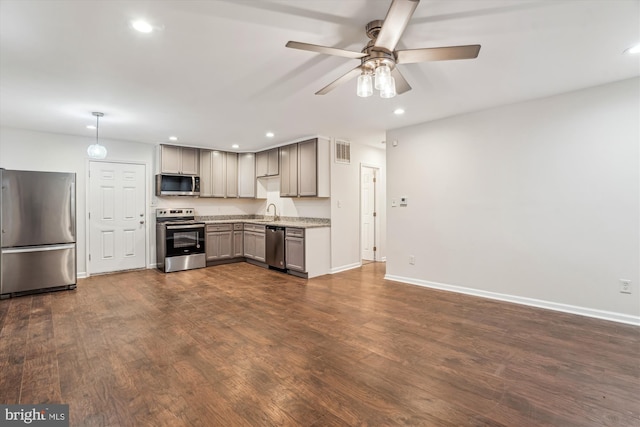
[266,225,286,270]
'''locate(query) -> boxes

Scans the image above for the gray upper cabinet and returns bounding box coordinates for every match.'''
[279,138,329,198]
[226,153,238,198]
[297,139,317,197]
[238,153,256,198]
[279,144,298,197]
[256,148,279,177]
[200,150,237,198]
[160,145,199,175]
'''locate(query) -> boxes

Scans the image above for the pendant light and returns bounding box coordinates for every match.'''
[87,112,107,159]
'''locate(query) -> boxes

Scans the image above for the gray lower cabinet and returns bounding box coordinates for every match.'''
[233,224,244,257]
[285,228,305,272]
[243,224,266,263]
[206,224,233,261]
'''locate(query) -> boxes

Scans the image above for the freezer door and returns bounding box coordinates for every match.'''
[1,170,76,247]
[1,244,76,294]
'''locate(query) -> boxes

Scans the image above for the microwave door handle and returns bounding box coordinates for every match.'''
[192,175,195,192]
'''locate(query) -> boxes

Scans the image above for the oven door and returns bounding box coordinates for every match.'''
[165,224,205,257]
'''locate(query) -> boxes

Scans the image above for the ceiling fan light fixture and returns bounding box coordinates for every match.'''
[356,73,373,97]
[87,112,107,159]
[380,76,397,98]
[374,64,391,90]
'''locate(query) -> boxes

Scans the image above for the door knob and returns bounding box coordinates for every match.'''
[140,220,145,224]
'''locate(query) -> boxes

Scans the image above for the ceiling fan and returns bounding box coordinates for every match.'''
[286,0,481,98]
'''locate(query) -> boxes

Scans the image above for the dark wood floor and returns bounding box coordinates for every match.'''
[1,262,638,426]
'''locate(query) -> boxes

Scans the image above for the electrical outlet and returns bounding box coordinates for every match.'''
[620,279,632,294]
[409,255,415,265]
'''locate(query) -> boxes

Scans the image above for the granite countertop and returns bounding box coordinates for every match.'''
[197,215,330,229]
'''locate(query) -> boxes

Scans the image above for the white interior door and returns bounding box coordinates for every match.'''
[361,166,378,261]
[89,162,146,274]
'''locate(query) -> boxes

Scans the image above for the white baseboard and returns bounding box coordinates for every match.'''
[77,272,88,279]
[384,274,640,326]
[331,262,362,274]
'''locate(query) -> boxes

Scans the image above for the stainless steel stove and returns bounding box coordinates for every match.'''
[156,208,206,273]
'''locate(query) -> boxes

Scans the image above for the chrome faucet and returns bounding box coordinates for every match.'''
[266,203,279,221]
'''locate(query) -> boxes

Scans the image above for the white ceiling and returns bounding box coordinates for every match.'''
[1,0,638,151]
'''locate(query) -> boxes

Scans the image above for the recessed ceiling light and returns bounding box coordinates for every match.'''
[266,132,275,138]
[394,108,405,115]
[131,20,153,33]
[169,136,178,141]
[624,43,640,54]
[86,125,96,130]
[232,144,240,149]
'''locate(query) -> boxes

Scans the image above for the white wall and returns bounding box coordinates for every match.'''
[386,78,640,324]
[330,140,387,272]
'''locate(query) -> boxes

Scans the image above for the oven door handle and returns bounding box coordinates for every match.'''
[166,224,204,230]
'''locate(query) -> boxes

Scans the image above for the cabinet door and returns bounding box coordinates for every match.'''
[243,231,255,259]
[226,153,238,198]
[267,148,279,176]
[211,151,226,197]
[280,144,298,197]
[206,232,219,261]
[199,150,213,197]
[285,237,305,271]
[298,139,317,196]
[256,151,268,177]
[160,145,182,174]
[219,231,233,259]
[254,232,266,262]
[233,230,244,257]
[238,153,255,198]
[181,147,199,175]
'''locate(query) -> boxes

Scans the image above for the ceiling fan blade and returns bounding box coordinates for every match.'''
[374,0,420,52]
[286,41,366,59]
[396,45,481,64]
[315,66,363,95]
[391,67,411,94]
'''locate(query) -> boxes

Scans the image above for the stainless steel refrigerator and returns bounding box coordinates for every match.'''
[0,169,77,298]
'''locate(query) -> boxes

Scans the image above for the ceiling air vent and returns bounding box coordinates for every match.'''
[335,140,351,164]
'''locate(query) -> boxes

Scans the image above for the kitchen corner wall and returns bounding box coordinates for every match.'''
[386,77,640,323]
[330,140,387,272]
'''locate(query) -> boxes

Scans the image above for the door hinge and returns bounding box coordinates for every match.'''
[373,246,377,251]
[88,212,91,219]
[373,212,377,217]
[89,254,91,261]
[373,177,376,183]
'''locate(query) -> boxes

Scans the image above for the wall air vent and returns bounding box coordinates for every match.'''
[335,139,351,164]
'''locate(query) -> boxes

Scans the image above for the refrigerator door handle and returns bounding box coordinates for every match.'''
[70,182,76,237]
[2,243,76,254]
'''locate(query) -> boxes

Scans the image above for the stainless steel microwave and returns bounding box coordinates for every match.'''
[155,174,200,196]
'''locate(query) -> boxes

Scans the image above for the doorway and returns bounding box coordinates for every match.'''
[360,165,379,264]
[88,161,147,275]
